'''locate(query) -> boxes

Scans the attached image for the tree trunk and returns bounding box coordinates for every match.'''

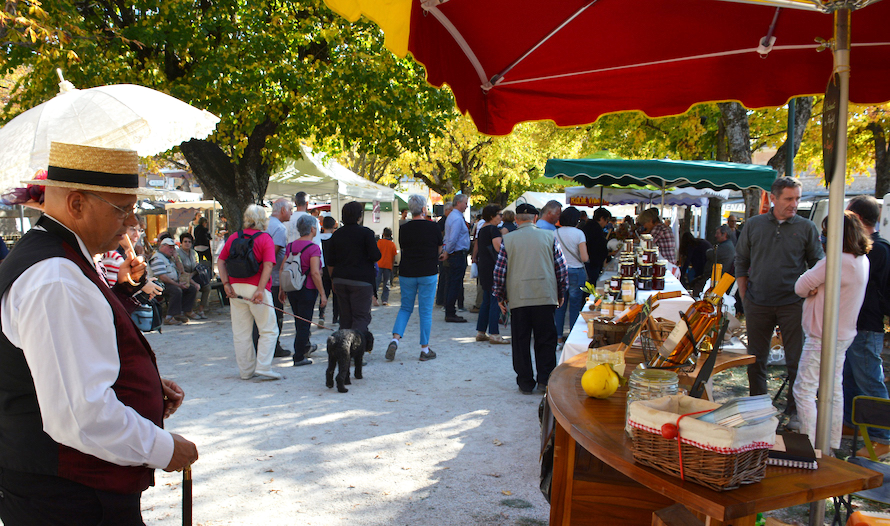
[718,102,761,219]
[868,122,890,198]
[767,97,814,177]
[180,118,279,231]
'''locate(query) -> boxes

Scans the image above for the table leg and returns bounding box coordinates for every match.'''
[550,421,576,526]
[703,514,756,526]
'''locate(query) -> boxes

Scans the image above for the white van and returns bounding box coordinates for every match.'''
[806,196,885,241]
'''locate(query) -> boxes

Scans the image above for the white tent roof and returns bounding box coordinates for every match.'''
[566,186,729,207]
[503,192,566,211]
[267,145,395,202]
[163,200,221,210]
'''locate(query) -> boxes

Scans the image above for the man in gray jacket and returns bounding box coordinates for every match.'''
[735,177,823,429]
[492,204,568,394]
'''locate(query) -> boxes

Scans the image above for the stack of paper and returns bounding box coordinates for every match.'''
[697,395,777,428]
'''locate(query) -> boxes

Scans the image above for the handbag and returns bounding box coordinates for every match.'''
[470,262,478,278]
[194,263,211,288]
[131,299,162,332]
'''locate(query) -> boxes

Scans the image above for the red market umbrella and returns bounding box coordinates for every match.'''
[325,0,890,136]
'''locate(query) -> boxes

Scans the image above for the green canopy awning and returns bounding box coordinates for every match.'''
[544,159,777,192]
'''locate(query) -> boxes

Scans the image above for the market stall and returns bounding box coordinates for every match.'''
[266,144,397,239]
[561,271,693,363]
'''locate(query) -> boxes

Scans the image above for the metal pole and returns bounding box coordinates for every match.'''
[787,98,796,177]
[808,8,850,526]
[18,205,25,234]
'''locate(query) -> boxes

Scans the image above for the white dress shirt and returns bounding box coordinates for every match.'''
[1,216,173,469]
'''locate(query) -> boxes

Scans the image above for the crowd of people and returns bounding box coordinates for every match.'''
[91,177,890,451]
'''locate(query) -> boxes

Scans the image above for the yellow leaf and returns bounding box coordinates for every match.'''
[502,490,512,496]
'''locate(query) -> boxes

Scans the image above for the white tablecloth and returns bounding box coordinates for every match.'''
[560,272,694,364]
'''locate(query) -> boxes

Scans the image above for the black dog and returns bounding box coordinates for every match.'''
[325,329,374,393]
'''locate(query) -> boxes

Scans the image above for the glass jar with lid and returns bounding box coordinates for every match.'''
[653,260,667,277]
[626,368,679,434]
[619,260,635,278]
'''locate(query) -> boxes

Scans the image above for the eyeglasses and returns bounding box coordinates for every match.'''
[84,191,136,219]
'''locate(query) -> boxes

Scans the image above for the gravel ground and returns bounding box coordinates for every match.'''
[141,279,551,525]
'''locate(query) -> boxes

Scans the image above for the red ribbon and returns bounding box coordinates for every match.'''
[661,409,713,481]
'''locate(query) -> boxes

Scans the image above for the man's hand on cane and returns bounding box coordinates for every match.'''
[165,434,198,472]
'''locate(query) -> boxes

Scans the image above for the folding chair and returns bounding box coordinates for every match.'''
[831,396,890,525]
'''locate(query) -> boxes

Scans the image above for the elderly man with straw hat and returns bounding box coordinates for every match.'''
[0,142,198,524]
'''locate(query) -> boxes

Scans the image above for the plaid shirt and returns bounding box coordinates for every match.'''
[492,237,568,306]
[650,223,677,265]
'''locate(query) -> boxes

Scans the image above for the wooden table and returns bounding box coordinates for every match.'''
[548,352,883,526]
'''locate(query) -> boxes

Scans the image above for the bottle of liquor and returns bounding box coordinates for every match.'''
[647,273,735,369]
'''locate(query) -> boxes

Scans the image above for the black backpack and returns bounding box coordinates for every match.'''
[226,230,263,278]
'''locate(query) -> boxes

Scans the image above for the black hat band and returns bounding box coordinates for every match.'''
[47,166,138,188]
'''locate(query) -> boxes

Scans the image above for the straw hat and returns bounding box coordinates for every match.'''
[23,142,155,196]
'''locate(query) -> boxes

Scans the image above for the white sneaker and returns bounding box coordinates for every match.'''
[254,370,282,380]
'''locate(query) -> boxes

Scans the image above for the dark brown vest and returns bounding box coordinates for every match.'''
[0,216,164,494]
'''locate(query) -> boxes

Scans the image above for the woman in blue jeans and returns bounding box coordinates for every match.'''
[279,215,327,366]
[385,195,444,362]
[474,204,509,344]
[553,207,589,343]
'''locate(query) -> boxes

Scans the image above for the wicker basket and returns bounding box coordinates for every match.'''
[590,317,633,348]
[631,427,770,491]
[628,395,774,492]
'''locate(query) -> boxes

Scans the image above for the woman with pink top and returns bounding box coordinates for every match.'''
[793,210,871,448]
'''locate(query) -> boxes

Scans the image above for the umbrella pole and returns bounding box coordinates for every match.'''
[809,8,850,526]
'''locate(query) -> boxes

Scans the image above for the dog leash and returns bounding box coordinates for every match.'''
[235,295,334,331]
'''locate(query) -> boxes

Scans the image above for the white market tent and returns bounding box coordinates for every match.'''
[504,191,636,219]
[565,186,730,207]
[267,144,397,238]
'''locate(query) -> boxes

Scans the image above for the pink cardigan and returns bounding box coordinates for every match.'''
[794,253,869,340]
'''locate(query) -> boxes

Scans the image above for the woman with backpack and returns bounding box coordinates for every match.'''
[279,214,327,367]
[217,205,281,380]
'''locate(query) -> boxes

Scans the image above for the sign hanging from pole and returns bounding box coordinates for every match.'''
[822,73,842,186]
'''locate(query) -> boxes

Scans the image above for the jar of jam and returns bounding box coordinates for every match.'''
[637,276,652,290]
[620,260,635,277]
[653,260,667,277]
[643,249,658,264]
[638,263,653,277]
[640,234,654,250]
[624,240,634,253]
[652,276,665,290]
[609,275,621,292]
[613,300,625,314]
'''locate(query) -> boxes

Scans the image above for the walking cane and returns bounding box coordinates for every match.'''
[183,465,192,526]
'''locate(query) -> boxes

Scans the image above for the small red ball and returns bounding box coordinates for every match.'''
[661,423,678,439]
